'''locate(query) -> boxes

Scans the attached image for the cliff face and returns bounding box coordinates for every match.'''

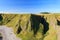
[0,14,58,40]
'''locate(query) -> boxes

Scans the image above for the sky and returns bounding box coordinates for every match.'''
[0,0,60,13]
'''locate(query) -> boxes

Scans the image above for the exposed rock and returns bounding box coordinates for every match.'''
[0,26,21,40]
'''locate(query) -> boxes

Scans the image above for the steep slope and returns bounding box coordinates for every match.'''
[0,14,57,40]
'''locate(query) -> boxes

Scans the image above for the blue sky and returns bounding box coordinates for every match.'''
[0,0,60,13]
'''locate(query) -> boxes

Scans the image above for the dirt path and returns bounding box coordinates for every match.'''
[0,26,21,40]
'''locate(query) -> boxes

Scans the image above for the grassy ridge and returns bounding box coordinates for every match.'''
[0,14,57,40]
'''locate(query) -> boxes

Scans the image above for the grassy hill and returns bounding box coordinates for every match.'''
[0,14,59,40]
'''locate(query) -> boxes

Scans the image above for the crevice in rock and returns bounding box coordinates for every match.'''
[17,26,22,34]
[57,20,60,25]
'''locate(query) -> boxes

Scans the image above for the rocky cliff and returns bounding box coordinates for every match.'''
[0,14,59,40]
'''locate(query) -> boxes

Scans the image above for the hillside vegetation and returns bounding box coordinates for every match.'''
[0,14,59,40]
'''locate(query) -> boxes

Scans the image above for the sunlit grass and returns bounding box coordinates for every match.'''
[0,14,58,40]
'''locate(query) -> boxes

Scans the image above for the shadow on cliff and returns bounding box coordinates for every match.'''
[0,14,3,21]
[30,14,49,35]
[57,20,60,25]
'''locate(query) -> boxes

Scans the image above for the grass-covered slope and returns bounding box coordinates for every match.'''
[0,14,58,40]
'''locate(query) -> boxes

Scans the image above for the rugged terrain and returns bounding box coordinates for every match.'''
[0,14,60,40]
